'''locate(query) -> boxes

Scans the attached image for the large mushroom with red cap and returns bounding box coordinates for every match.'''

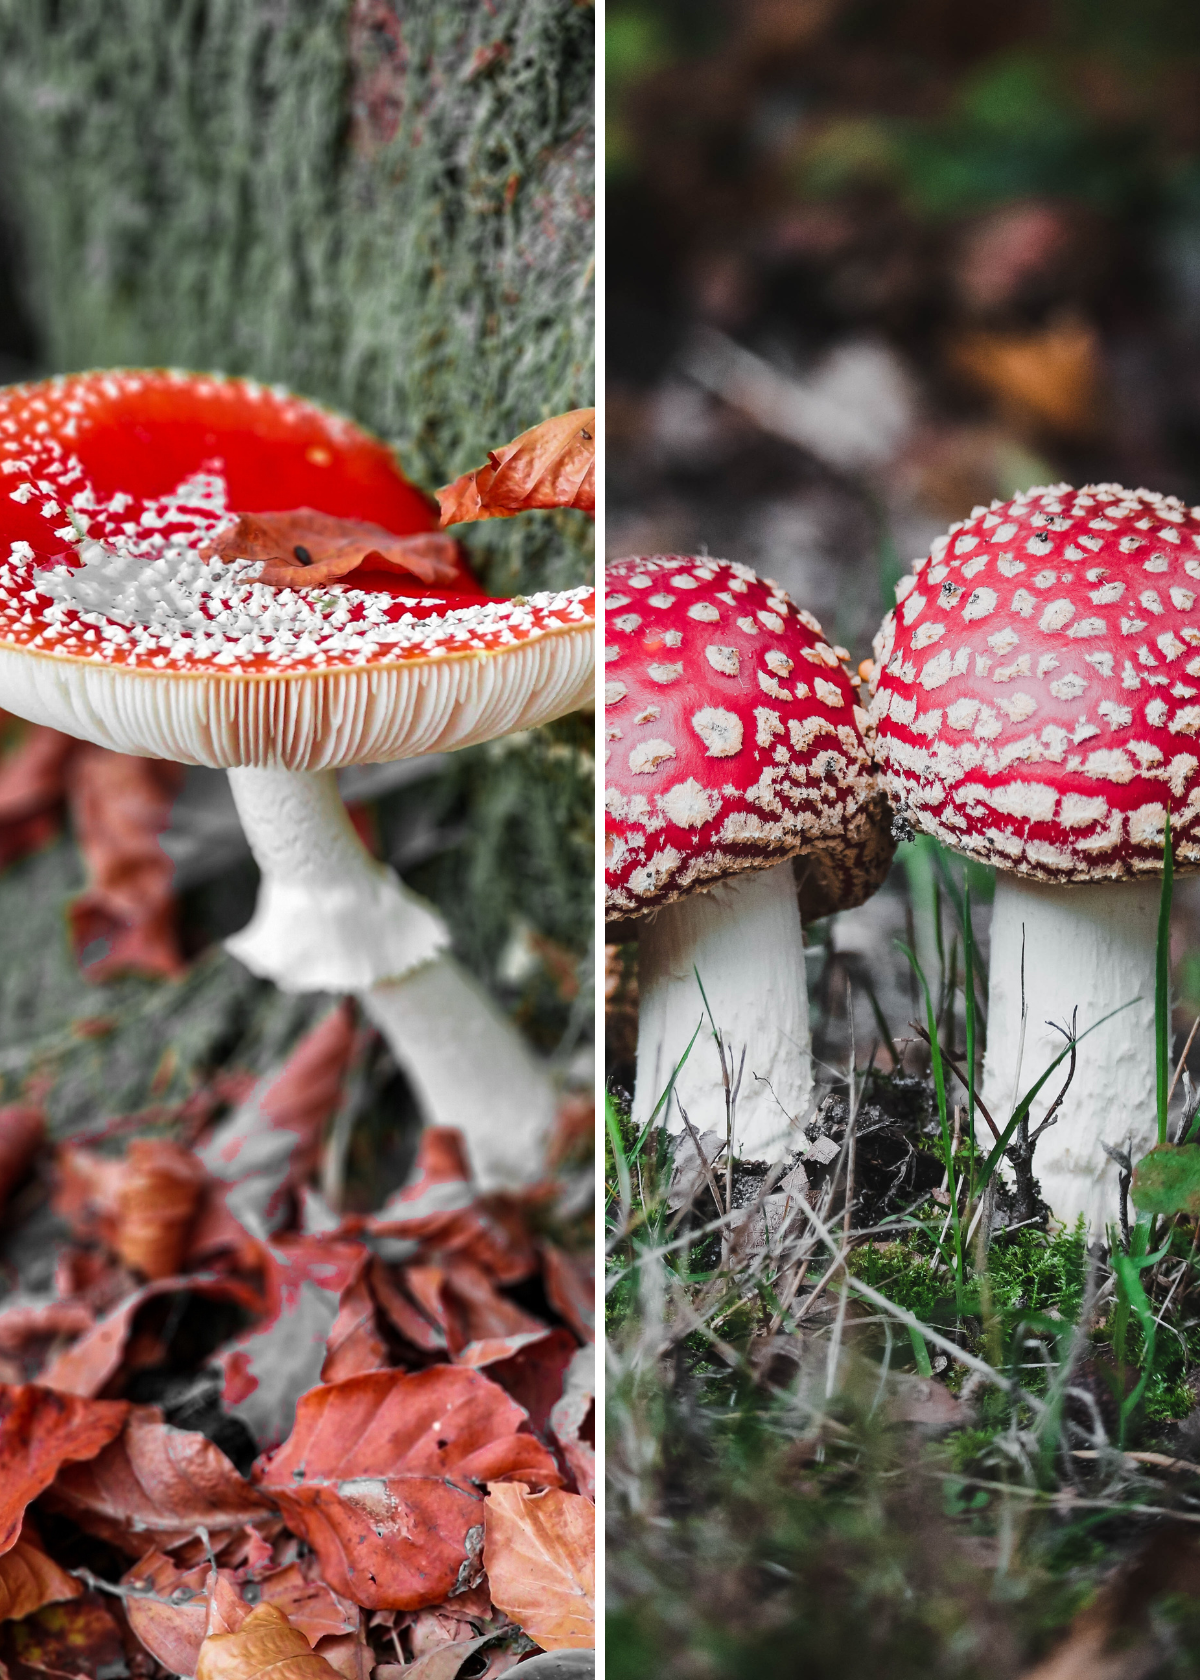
[605,553,894,1159]
[0,370,594,1188]
[872,481,1200,1228]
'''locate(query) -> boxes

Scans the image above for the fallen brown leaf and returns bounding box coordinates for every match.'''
[948,315,1101,438]
[541,1245,594,1345]
[196,1602,344,1680]
[206,510,465,591]
[65,746,186,982]
[437,409,595,525]
[112,1137,208,1279]
[483,1483,594,1651]
[255,1366,562,1609]
[46,1406,274,1553]
[0,1532,81,1622]
[376,1630,526,1680]
[0,1385,129,1554]
[0,724,74,870]
[548,1347,595,1501]
[0,1591,126,1680]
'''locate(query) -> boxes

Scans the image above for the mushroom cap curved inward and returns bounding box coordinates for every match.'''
[871,482,1200,878]
[605,553,892,922]
[0,371,595,768]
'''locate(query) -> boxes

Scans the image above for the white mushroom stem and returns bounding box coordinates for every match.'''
[980,871,1161,1234]
[633,858,811,1161]
[225,765,557,1189]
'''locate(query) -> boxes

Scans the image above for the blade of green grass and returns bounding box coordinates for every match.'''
[1157,809,1174,1145]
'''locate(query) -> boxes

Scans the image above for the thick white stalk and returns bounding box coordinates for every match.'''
[362,958,558,1191]
[226,765,557,1189]
[225,766,448,991]
[981,872,1161,1234]
[633,860,811,1161]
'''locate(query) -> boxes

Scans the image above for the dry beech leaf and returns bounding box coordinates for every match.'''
[375,1630,526,1680]
[205,510,464,591]
[0,1590,126,1680]
[254,1366,562,1609]
[548,1347,595,1502]
[218,1238,372,1451]
[0,1535,81,1622]
[541,1245,594,1345]
[948,315,1100,439]
[46,1407,274,1554]
[402,1259,551,1367]
[437,409,595,525]
[197,1003,360,1242]
[196,1602,344,1680]
[65,747,187,983]
[0,1107,45,1217]
[0,1385,129,1553]
[483,1483,594,1651]
[111,1138,208,1279]
[41,1273,260,1399]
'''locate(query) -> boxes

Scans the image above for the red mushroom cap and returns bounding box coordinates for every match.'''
[0,372,594,767]
[605,554,887,917]
[872,482,1200,879]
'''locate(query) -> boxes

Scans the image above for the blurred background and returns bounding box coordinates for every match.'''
[605,0,1200,1087]
[0,2,594,1190]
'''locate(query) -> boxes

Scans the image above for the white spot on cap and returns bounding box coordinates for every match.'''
[1158,632,1186,661]
[764,649,794,677]
[648,663,683,684]
[1039,599,1075,633]
[612,614,642,633]
[1090,581,1124,604]
[1049,673,1087,701]
[605,682,627,705]
[629,739,676,774]
[901,592,926,626]
[1084,748,1135,783]
[691,707,743,757]
[1060,793,1108,827]
[946,698,979,730]
[1171,587,1196,610]
[647,594,675,608]
[1098,700,1132,728]
[688,602,720,622]
[814,677,845,708]
[912,621,944,649]
[1066,617,1105,638]
[1171,707,1200,736]
[997,691,1038,722]
[755,708,783,746]
[659,778,720,827]
[962,587,997,622]
[705,645,739,677]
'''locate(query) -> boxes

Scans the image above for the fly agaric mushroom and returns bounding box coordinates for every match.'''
[0,371,594,1188]
[872,481,1200,1228]
[605,554,893,1160]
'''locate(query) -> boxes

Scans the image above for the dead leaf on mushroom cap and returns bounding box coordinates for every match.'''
[196,1602,344,1680]
[437,409,595,525]
[483,1483,594,1652]
[254,1366,561,1609]
[204,510,465,591]
[0,1384,129,1554]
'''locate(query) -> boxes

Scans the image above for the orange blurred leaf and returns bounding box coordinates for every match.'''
[0,1535,81,1622]
[948,315,1100,438]
[112,1138,208,1279]
[254,1366,561,1609]
[0,724,74,871]
[437,410,595,525]
[196,1603,344,1680]
[65,746,186,983]
[0,1385,129,1555]
[483,1483,594,1651]
[206,511,465,591]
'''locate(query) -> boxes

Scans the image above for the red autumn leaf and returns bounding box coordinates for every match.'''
[375,1631,525,1680]
[483,1483,594,1651]
[368,1260,448,1357]
[0,1301,95,1385]
[0,1106,45,1218]
[0,723,74,871]
[403,1260,552,1368]
[321,1260,389,1385]
[254,1367,562,1609]
[0,1385,129,1554]
[64,746,187,982]
[52,1144,126,1248]
[196,1003,359,1242]
[205,510,465,591]
[486,1328,579,1439]
[0,1531,81,1622]
[195,1602,344,1680]
[112,1137,208,1279]
[437,410,595,525]
[0,1591,126,1680]
[122,1549,358,1678]
[541,1244,595,1345]
[217,1240,372,1451]
[41,1273,262,1398]
[46,1407,274,1554]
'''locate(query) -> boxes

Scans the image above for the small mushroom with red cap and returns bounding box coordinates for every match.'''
[0,370,595,1188]
[605,553,894,1160]
[872,481,1200,1229]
